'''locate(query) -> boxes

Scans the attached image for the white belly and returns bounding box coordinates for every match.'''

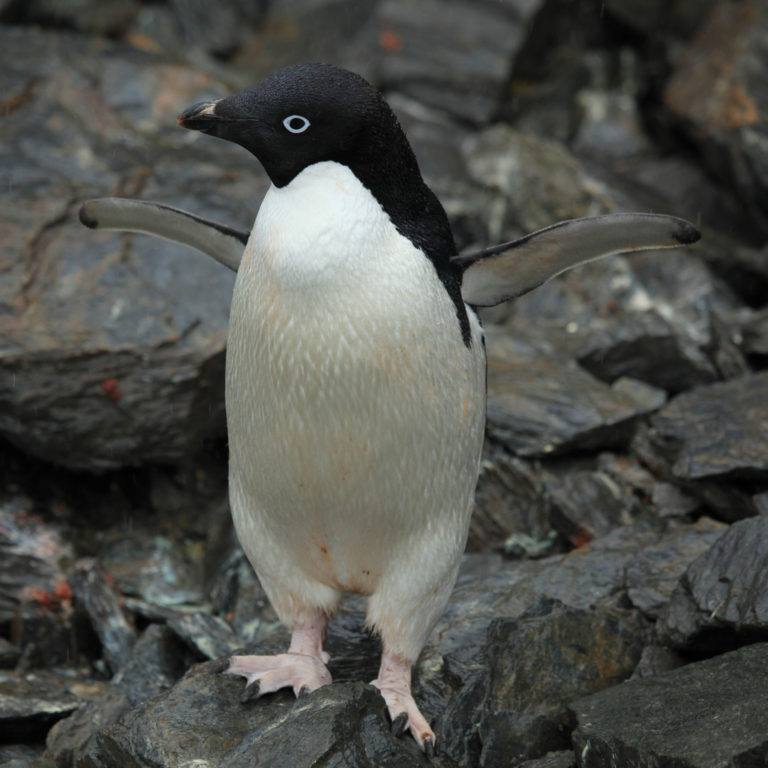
[225,162,485,598]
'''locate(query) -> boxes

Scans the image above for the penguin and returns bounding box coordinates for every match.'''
[79,62,700,754]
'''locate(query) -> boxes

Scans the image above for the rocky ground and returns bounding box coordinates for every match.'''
[1,1,768,766]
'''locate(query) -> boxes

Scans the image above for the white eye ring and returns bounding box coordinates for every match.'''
[283,114,311,134]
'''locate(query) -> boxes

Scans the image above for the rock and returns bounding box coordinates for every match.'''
[485,329,666,458]
[630,645,686,679]
[503,248,744,395]
[0,25,249,470]
[80,670,436,768]
[570,642,768,767]
[69,566,136,674]
[0,497,74,668]
[634,372,768,520]
[98,535,205,607]
[164,611,240,661]
[470,446,552,554]
[663,2,768,240]
[373,0,546,125]
[0,637,21,669]
[45,624,189,766]
[462,125,615,238]
[624,517,726,618]
[477,600,647,765]
[0,743,48,768]
[516,752,576,768]
[0,668,103,744]
[658,515,768,651]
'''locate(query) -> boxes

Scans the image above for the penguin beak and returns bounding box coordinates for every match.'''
[177,100,224,132]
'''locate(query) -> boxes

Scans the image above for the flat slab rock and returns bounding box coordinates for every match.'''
[645,371,768,482]
[485,329,666,458]
[570,642,768,768]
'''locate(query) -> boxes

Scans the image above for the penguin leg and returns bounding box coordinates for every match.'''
[223,615,332,699]
[371,646,435,755]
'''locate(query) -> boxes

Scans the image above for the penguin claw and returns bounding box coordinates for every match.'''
[391,711,409,738]
[240,679,261,703]
[210,657,232,674]
[423,737,435,759]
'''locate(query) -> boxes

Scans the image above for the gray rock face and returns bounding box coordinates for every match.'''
[658,515,768,650]
[570,642,768,768]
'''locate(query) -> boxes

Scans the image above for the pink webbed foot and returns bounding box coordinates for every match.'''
[221,618,332,701]
[225,652,331,700]
[371,648,435,755]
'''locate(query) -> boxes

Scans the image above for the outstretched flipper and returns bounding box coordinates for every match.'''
[456,212,701,307]
[79,197,248,272]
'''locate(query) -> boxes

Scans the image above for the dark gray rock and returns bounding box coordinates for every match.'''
[570,642,768,767]
[625,517,726,619]
[0,637,21,669]
[80,670,437,768]
[0,743,48,768]
[373,0,546,125]
[0,25,248,470]
[478,600,647,765]
[658,515,768,651]
[164,611,240,661]
[0,669,101,744]
[485,330,666,458]
[69,566,136,674]
[516,752,576,768]
[663,3,768,240]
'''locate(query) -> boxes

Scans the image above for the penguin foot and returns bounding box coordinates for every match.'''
[224,652,332,698]
[371,648,436,753]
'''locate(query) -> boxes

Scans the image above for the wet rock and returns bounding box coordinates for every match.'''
[0,743,48,768]
[664,2,768,239]
[164,611,240,661]
[485,329,666,458]
[634,372,768,519]
[516,752,576,768]
[45,686,131,768]
[98,535,204,608]
[0,497,73,668]
[68,566,136,674]
[0,25,247,470]
[658,515,768,651]
[470,447,552,553]
[45,624,189,766]
[544,469,641,545]
[570,642,768,767]
[0,669,102,743]
[624,517,726,618]
[80,669,435,768]
[373,0,546,125]
[0,637,21,669]
[478,600,647,765]
[630,645,686,679]
[462,125,615,239]
[504,248,743,395]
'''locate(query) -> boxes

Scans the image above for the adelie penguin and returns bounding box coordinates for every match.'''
[80,62,700,753]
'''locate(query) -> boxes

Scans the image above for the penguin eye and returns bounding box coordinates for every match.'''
[282,114,311,134]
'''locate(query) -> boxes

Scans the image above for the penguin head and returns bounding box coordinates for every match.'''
[178,63,415,189]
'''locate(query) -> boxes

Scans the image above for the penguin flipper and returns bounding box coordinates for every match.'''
[78,198,248,272]
[455,212,701,307]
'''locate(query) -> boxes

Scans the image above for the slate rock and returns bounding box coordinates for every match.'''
[374,0,546,125]
[658,515,768,651]
[516,752,576,768]
[625,517,726,619]
[0,637,21,669]
[470,446,553,554]
[645,372,768,482]
[570,642,768,767]
[0,669,101,744]
[69,566,136,674]
[478,600,647,765]
[81,668,438,768]
[0,743,48,768]
[485,329,666,458]
[0,25,247,470]
[664,2,768,239]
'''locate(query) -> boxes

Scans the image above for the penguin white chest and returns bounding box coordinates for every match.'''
[225,161,485,596]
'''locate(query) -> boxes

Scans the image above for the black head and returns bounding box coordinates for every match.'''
[178,62,415,190]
